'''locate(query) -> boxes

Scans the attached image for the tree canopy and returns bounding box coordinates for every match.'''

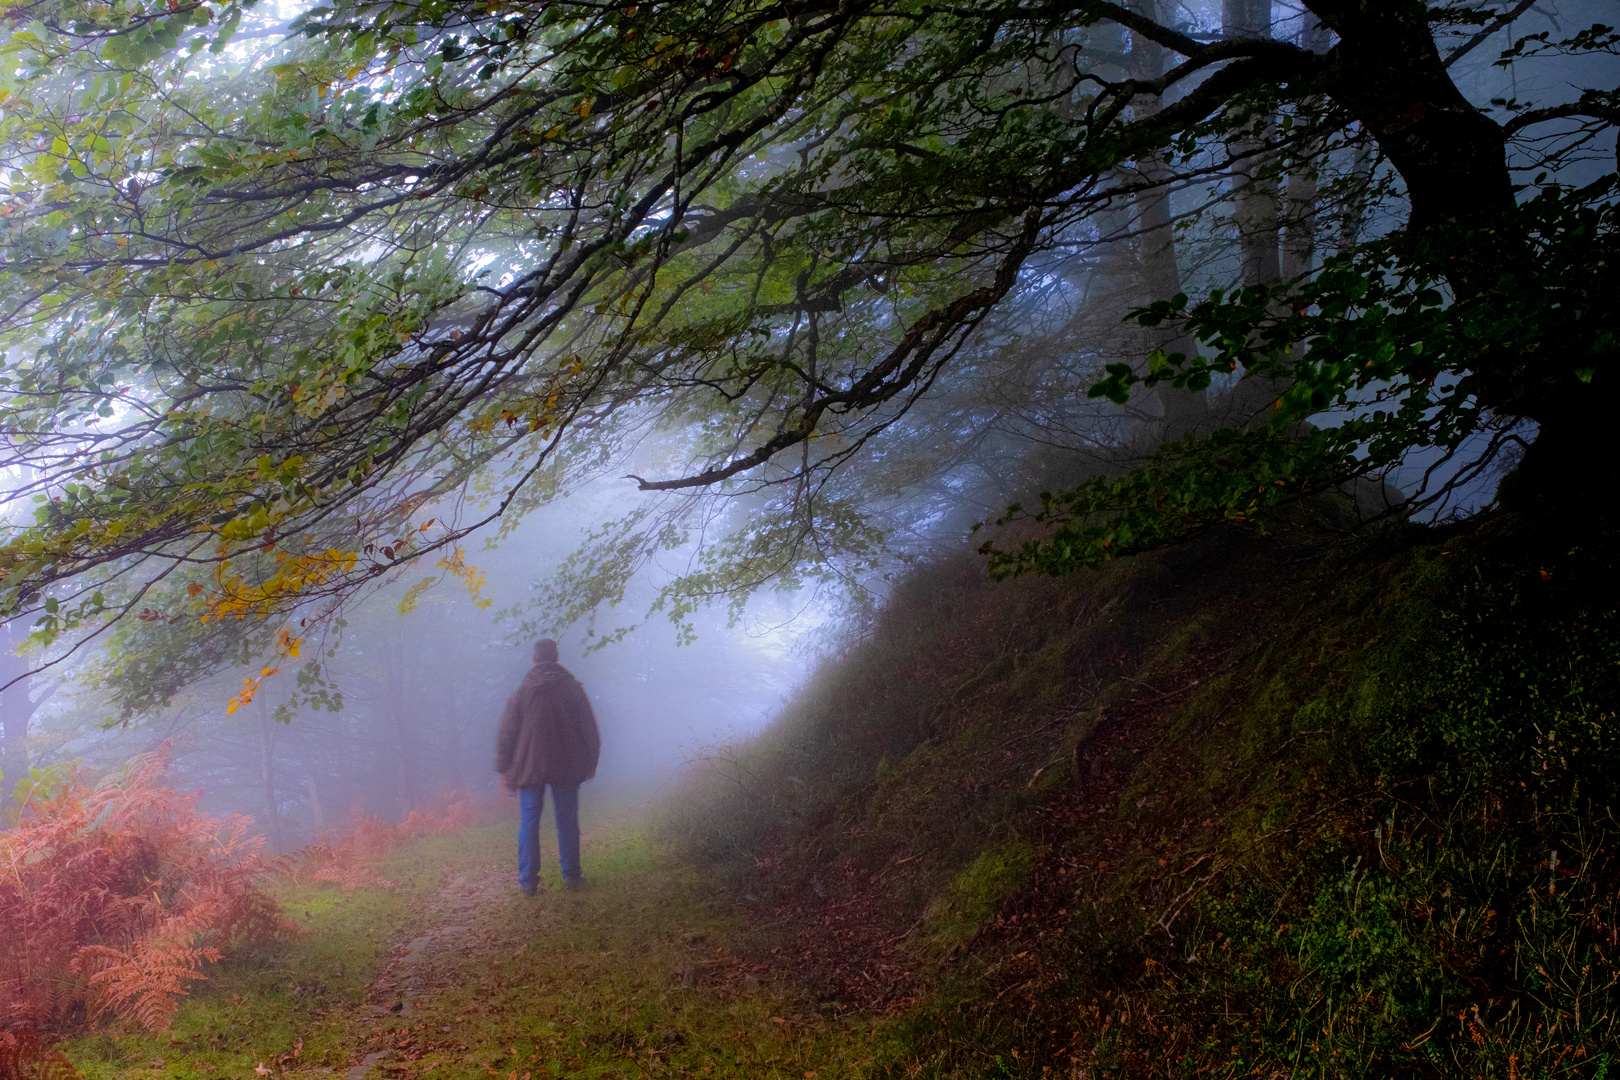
[0,0,1614,706]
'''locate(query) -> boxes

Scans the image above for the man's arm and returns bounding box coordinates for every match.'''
[575,685,601,780]
[494,693,520,779]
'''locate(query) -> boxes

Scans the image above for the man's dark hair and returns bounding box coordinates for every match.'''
[533,638,559,664]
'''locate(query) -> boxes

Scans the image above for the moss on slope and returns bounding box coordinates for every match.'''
[665,503,1620,1078]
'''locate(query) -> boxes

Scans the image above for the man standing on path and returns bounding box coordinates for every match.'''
[494,639,602,895]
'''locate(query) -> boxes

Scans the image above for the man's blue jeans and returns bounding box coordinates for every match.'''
[518,783,581,887]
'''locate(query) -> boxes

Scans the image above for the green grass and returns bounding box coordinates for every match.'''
[60,803,883,1080]
[660,507,1620,1078]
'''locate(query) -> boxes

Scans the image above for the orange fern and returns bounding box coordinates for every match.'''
[293,789,496,893]
[74,937,221,1032]
[0,748,292,1032]
[0,1029,81,1080]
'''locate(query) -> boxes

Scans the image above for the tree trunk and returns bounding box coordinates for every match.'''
[0,624,55,813]
[1335,142,1376,256]
[1224,0,1281,288]
[1131,0,1207,442]
[1219,0,1292,427]
[1306,0,1615,511]
[1309,0,1515,236]
[305,775,326,833]
[382,645,421,816]
[442,683,464,790]
[1281,14,1331,281]
[256,695,282,849]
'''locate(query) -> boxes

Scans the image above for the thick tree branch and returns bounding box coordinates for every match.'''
[1084,0,1203,56]
[1502,100,1620,137]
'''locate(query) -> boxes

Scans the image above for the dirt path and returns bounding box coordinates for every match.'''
[344,863,511,1080]
[64,813,883,1080]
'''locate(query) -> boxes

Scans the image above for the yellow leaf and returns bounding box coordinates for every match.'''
[225,699,241,715]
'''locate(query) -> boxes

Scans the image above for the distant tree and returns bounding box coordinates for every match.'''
[0,0,1613,690]
[0,622,58,810]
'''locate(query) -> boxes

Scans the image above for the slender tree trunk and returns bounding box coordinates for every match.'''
[256,695,282,849]
[1281,14,1332,281]
[1335,142,1376,256]
[442,683,464,790]
[1131,0,1206,441]
[1094,166,1159,448]
[305,775,326,833]
[0,624,54,814]
[1225,0,1281,288]
[0,696,25,812]
[382,645,421,815]
[1220,0,1291,427]
[1,625,27,809]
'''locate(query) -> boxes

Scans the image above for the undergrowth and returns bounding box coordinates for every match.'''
[57,810,883,1080]
[0,752,293,1034]
[2,754,498,1054]
[664,503,1620,1078]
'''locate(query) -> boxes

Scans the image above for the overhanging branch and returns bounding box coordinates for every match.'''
[630,210,1045,492]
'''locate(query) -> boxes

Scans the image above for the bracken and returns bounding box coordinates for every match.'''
[0,747,292,1034]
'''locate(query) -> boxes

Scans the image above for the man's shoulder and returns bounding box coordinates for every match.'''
[517,664,586,700]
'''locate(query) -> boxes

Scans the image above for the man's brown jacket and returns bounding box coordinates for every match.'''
[494,662,601,788]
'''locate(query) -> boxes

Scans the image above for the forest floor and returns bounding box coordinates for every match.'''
[61,796,884,1080]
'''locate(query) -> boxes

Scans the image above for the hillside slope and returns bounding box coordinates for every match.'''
[665,500,1620,1078]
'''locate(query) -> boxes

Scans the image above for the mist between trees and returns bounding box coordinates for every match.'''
[0,0,1615,836]
[1,496,819,844]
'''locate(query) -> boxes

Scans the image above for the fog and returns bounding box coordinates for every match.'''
[5,477,830,846]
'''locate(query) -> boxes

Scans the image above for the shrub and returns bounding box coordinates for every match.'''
[0,749,293,1033]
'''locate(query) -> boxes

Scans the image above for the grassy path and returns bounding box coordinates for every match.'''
[63,803,884,1080]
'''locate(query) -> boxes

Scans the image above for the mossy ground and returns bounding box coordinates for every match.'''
[50,504,1620,1080]
[664,504,1620,1077]
[59,798,885,1080]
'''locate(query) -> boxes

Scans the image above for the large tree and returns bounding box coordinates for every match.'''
[0,0,1614,698]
